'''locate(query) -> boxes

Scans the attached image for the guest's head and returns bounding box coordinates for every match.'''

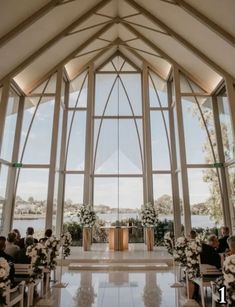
[25,237,34,247]
[7,232,17,243]
[45,229,52,238]
[227,235,235,254]
[208,234,219,248]
[12,229,21,240]
[221,226,229,237]
[26,227,34,236]
[190,230,197,240]
[0,236,6,251]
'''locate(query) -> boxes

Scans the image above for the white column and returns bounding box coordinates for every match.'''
[46,68,63,230]
[212,96,233,231]
[173,66,191,235]
[83,64,95,205]
[55,81,69,236]
[225,78,235,140]
[142,63,153,203]
[168,81,181,237]
[0,80,10,154]
[3,96,25,234]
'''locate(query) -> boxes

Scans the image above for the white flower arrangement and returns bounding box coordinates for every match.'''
[45,236,61,270]
[223,254,235,305]
[140,202,158,227]
[185,239,202,280]
[0,258,10,281]
[164,232,174,256]
[174,236,188,266]
[26,243,48,276]
[61,232,72,259]
[78,204,96,228]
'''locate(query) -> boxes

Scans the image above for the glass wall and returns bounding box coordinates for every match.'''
[12,74,58,235]
[149,70,173,222]
[93,56,143,223]
[180,74,224,228]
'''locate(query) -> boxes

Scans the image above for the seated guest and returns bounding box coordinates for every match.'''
[15,237,34,264]
[0,236,15,283]
[12,229,21,242]
[39,228,53,244]
[5,232,20,258]
[200,234,222,269]
[189,230,197,240]
[18,227,38,249]
[217,226,230,253]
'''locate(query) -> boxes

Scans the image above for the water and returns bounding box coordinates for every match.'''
[12,214,219,236]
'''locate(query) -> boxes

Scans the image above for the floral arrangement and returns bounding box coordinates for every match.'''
[140,202,158,227]
[174,236,188,266]
[61,232,72,259]
[185,239,202,280]
[45,236,60,270]
[223,254,235,305]
[78,204,96,227]
[26,243,48,276]
[0,258,10,306]
[75,285,96,306]
[164,232,174,255]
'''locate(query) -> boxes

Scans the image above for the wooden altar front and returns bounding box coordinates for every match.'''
[108,227,129,251]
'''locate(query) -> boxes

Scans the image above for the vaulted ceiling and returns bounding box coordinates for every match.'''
[0,0,235,94]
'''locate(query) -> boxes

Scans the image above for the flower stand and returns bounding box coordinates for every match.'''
[145,227,154,251]
[83,227,92,251]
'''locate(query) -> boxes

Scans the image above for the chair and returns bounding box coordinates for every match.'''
[5,281,25,307]
[191,259,222,307]
[14,263,43,307]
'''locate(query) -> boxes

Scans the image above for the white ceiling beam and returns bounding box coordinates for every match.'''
[0,0,112,86]
[176,0,235,48]
[122,22,210,93]
[26,23,113,93]
[0,0,62,48]
[125,0,235,82]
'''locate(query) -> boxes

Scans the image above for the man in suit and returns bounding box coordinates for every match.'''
[18,227,38,249]
[200,234,222,269]
[217,226,230,253]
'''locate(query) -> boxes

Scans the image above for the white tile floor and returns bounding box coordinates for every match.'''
[37,269,188,307]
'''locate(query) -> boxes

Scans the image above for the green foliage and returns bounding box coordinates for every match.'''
[63,221,82,246]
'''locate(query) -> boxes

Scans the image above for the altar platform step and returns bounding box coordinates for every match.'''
[60,244,173,267]
[68,262,169,271]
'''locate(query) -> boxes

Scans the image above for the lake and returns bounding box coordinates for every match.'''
[12,213,220,236]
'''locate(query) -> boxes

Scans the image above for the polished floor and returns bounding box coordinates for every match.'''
[36,269,193,307]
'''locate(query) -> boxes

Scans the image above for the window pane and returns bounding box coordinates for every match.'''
[0,90,19,161]
[151,111,171,170]
[218,94,234,161]
[149,71,168,107]
[94,177,143,221]
[66,111,86,171]
[182,96,218,164]
[64,174,84,205]
[180,74,205,93]
[13,169,49,236]
[0,164,9,229]
[188,168,223,228]
[20,97,54,164]
[153,174,173,221]
[95,74,142,116]
[69,72,88,108]
[94,119,143,174]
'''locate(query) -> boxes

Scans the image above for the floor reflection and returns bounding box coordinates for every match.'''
[46,270,183,307]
